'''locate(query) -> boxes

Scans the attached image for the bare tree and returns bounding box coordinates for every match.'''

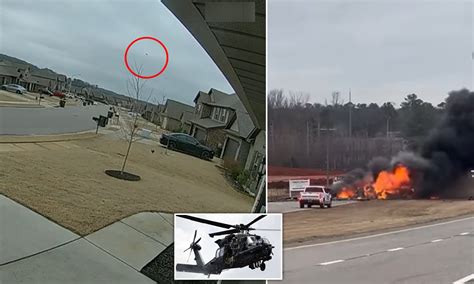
[119,64,152,174]
[331,91,341,106]
[288,91,309,108]
[268,89,286,109]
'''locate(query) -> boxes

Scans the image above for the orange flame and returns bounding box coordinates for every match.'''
[337,187,357,199]
[373,165,411,199]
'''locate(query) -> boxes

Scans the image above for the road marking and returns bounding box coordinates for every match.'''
[319,260,344,266]
[285,216,474,251]
[431,239,443,243]
[459,232,469,236]
[387,247,404,252]
[453,273,474,284]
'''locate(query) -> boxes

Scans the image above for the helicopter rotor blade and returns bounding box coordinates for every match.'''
[192,229,197,244]
[177,215,234,229]
[184,247,191,253]
[253,228,280,231]
[245,215,266,228]
[187,247,192,262]
[209,228,240,238]
[195,237,201,244]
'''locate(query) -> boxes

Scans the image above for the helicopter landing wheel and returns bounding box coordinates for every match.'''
[260,262,266,271]
[250,263,254,269]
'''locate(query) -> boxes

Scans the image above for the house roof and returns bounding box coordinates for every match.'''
[193,90,209,104]
[196,88,246,111]
[180,111,195,123]
[226,110,255,139]
[189,117,225,129]
[162,99,194,120]
[30,69,66,82]
[0,61,25,77]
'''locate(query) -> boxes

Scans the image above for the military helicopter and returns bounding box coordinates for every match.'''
[175,214,277,276]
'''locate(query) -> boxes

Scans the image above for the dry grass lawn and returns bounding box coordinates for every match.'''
[0,134,253,235]
[0,90,31,103]
[283,200,474,245]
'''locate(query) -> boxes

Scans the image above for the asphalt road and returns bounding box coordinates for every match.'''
[268,200,355,213]
[275,216,474,284]
[0,105,109,135]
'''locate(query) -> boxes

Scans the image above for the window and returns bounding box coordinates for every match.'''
[220,109,227,122]
[305,187,324,193]
[212,107,228,123]
[184,135,198,144]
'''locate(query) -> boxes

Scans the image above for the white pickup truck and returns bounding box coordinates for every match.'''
[298,186,332,208]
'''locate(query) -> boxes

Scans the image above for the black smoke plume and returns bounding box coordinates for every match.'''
[417,89,474,197]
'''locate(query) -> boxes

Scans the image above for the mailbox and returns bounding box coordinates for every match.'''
[98,115,108,127]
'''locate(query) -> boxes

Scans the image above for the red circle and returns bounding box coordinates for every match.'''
[124,36,169,79]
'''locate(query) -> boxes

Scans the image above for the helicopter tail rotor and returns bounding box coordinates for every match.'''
[184,230,202,262]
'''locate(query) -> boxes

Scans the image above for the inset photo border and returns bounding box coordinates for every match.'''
[174,213,282,280]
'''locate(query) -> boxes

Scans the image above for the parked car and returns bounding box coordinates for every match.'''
[1,84,27,94]
[298,186,332,208]
[52,91,65,98]
[39,88,53,96]
[160,133,214,160]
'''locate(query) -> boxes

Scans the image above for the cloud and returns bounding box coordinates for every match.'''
[0,0,234,105]
[268,0,472,105]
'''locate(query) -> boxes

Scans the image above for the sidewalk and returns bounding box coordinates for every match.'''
[0,195,173,283]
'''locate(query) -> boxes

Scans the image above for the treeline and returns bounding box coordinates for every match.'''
[268,89,446,169]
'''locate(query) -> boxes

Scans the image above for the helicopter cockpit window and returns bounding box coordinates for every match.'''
[247,236,257,245]
[216,247,225,257]
[262,238,270,244]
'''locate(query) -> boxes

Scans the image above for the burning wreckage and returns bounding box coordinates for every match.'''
[333,89,474,200]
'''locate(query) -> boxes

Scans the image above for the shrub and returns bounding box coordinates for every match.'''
[237,170,251,187]
[223,159,242,180]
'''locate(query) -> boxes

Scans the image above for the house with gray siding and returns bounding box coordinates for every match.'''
[160,99,194,131]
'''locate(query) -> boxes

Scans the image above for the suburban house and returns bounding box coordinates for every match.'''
[160,99,194,131]
[29,69,67,92]
[143,104,164,125]
[221,109,266,195]
[0,61,31,87]
[180,111,194,133]
[0,60,66,92]
[189,88,246,154]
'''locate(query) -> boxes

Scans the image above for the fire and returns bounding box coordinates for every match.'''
[335,165,413,200]
[373,165,411,199]
[337,187,356,199]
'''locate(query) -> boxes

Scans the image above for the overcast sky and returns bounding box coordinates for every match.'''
[268,0,473,106]
[0,0,234,105]
[174,214,282,280]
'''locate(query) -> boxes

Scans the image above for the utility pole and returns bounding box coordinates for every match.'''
[349,89,352,138]
[306,120,310,157]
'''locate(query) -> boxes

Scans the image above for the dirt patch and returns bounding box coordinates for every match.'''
[0,135,253,235]
[282,200,474,245]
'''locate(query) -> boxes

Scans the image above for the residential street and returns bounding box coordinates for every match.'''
[0,104,109,135]
[275,217,474,284]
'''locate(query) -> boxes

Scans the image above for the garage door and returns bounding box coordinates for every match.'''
[222,138,239,161]
[194,128,207,143]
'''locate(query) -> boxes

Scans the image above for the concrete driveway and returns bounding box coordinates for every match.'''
[0,195,173,283]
